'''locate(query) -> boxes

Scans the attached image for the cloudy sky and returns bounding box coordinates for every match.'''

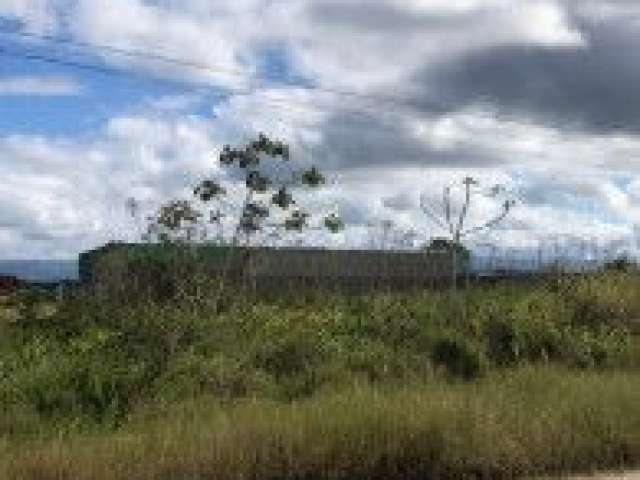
[1,0,640,265]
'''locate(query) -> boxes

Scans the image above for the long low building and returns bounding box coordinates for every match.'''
[78,242,471,298]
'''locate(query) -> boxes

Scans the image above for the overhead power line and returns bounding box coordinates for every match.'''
[0,28,446,116]
[0,45,429,131]
[0,28,249,79]
[0,46,218,90]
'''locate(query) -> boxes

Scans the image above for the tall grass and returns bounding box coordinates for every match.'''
[1,366,639,480]
[1,259,640,478]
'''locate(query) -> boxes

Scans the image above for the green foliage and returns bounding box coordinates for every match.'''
[284,209,310,231]
[324,212,345,233]
[604,254,636,272]
[474,285,634,370]
[344,338,433,384]
[155,199,202,231]
[562,272,632,328]
[423,237,470,258]
[1,268,638,443]
[271,185,295,209]
[1,329,149,431]
[252,327,325,378]
[152,351,277,403]
[188,133,342,243]
[14,289,42,329]
[431,332,487,380]
[194,179,226,201]
[300,165,325,187]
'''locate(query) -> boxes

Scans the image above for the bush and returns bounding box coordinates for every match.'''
[604,255,636,272]
[66,327,150,425]
[563,273,632,329]
[152,351,277,403]
[252,328,326,379]
[344,338,432,383]
[431,333,487,380]
[563,325,632,369]
[483,292,568,365]
[3,330,150,429]
[484,318,520,366]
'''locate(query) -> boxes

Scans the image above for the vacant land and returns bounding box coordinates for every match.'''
[1,267,639,479]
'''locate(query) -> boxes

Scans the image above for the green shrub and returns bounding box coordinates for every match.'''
[431,333,487,380]
[66,327,150,425]
[484,318,520,366]
[4,330,150,429]
[252,328,326,379]
[604,255,636,272]
[343,338,432,383]
[480,292,566,366]
[2,260,639,445]
[3,335,70,415]
[567,279,630,329]
[152,351,277,403]
[562,326,632,369]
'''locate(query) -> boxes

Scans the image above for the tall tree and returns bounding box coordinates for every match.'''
[192,133,343,247]
[144,133,345,306]
[144,134,343,245]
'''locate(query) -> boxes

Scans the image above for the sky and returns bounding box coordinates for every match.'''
[1,0,640,267]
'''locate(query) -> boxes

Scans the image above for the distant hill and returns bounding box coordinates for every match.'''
[0,260,78,282]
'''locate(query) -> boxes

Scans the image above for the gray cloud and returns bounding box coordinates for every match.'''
[382,192,417,212]
[313,110,502,173]
[415,14,640,133]
[307,1,473,33]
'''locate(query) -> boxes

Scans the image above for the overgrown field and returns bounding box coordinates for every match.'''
[1,265,640,479]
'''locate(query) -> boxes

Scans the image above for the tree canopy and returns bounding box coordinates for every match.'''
[143,133,344,246]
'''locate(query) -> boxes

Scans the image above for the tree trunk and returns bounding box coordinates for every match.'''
[452,244,457,293]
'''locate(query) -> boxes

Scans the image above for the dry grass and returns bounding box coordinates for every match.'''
[1,366,640,480]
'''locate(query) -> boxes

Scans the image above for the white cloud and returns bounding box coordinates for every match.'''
[287,0,585,93]
[15,0,579,95]
[0,76,82,96]
[68,0,270,89]
[4,0,640,265]
[411,106,640,174]
[0,0,59,33]
[0,112,220,258]
[3,84,640,259]
[395,0,584,46]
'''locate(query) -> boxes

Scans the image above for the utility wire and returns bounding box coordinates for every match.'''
[0,28,445,116]
[0,45,418,129]
[0,28,250,78]
[0,45,212,89]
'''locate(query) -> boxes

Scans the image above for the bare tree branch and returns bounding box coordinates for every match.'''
[456,177,476,238]
[459,208,510,239]
[444,186,454,237]
[420,194,450,232]
[418,175,519,293]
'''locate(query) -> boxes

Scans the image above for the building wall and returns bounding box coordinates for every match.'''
[247,248,456,278]
[78,243,466,298]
